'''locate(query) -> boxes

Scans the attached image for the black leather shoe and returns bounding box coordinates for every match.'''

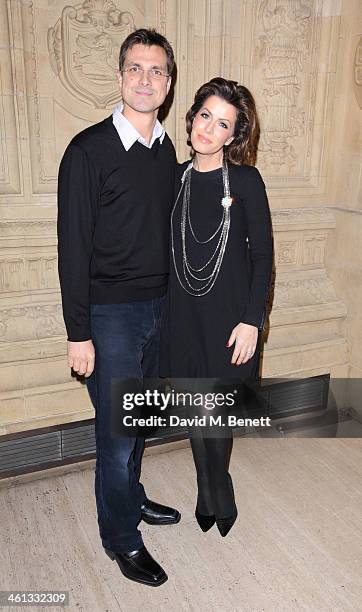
[195,508,215,532]
[104,546,168,587]
[141,499,181,525]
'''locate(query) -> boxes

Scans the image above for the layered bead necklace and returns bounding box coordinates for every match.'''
[171,155,233,296]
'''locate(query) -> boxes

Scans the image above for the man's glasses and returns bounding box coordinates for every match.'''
[121,65,170,80]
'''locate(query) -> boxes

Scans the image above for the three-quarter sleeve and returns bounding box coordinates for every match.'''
[241,166,273,331]
[57,143,99,341]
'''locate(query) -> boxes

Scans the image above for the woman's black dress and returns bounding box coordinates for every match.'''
[160,161,273,380]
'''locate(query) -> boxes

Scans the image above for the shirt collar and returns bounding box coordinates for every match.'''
[112,102,165,151]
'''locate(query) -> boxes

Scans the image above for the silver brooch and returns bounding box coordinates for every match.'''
[221,196,233,208]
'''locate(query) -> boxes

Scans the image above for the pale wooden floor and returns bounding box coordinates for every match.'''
[0,438,361,612]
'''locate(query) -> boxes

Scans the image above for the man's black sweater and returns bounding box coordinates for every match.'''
[57,115,176,342]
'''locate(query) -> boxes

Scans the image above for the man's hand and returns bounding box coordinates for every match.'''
[227,322,258,366]
[67,340,95,377]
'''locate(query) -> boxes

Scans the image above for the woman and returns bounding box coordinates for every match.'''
[160,78,273,537]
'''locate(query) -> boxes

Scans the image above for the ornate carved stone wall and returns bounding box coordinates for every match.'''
[324,0,362,417]
[0,0,360,434]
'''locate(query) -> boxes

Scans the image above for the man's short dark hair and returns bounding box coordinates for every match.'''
[119,28,174,76]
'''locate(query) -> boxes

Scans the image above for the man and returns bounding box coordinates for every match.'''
[57,29,180,587]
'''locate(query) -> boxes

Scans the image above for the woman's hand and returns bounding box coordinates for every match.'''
[227,322,258,366]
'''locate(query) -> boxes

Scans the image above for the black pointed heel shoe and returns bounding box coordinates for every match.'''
[216,509,238,537]
[195,508,216,532]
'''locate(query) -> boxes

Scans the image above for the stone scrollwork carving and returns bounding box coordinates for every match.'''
[48,0,135,108]
[0,257,59,293]
[0,304,64,343]
[254,0,313,170]
[354,35,362,109]
[277,240,298,265]
[274,277,338,308]
[0,221,56,237]
[303,235,326,266]
[158,0,167,35]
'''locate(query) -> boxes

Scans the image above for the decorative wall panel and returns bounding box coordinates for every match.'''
[47,4,135,109]
[0,1,21,195]
[20,0,146,194]
[172,0,339,197]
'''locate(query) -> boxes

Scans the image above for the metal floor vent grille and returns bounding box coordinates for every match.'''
[265,376,328,419]
[0,374,336,478]
[0,422,96,479]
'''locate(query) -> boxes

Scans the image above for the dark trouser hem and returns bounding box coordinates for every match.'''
[102,533,144,554]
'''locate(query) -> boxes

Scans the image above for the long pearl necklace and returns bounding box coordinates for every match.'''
[171,156,233,296]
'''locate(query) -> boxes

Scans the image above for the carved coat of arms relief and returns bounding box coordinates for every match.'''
[48,0,135,108]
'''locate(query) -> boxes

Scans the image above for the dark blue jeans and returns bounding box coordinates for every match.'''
[86,297,165,552]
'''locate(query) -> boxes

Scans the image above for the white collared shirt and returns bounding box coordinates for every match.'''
[112,102,165,151]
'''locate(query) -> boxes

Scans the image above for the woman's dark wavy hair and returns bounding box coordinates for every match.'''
[186,77,260,165]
